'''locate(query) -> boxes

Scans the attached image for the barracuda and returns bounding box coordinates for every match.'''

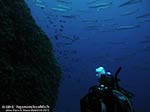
[57,4,71,10]
[116,25,140,30]
[119,0,143,7]
[51,7,68,12]
[89,2,112,8]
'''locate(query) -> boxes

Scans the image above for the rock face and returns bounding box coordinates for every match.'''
[0,0,61,111]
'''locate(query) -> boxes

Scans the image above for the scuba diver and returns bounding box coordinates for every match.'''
[80,66,135,112]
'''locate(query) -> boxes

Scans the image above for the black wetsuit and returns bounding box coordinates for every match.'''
[80,85,126,112]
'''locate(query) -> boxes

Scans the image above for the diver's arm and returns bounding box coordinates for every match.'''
[80,94,89,112]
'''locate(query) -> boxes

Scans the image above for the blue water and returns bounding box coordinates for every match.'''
[25,0,150,112]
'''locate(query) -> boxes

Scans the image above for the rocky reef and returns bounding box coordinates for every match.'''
[0,0,61,111]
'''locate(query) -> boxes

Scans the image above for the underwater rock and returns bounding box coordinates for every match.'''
[0,0,61,111]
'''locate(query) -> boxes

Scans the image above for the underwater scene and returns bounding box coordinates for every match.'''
[24,0,150,112]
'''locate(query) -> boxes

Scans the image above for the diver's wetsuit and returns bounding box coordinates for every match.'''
[80,67,134,112]
[80,85,126,112]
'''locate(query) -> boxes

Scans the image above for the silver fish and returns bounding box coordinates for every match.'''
[120,9,139,16]
[140,19,150,23]
[89,2,112,8]
[119,0,143,7]
[116,25,140,30]
[97,5,112,11]
[57,4,71,10]
[61,14,79,19]
[36,0,42,3]
[82,19,98,23]
[136,13,150,19]
[51,7,68,12]
[57,0,72,4]
[87,0,98,4]
[35,3,45,9]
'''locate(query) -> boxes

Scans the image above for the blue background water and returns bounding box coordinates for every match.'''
[25,0,150,112]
